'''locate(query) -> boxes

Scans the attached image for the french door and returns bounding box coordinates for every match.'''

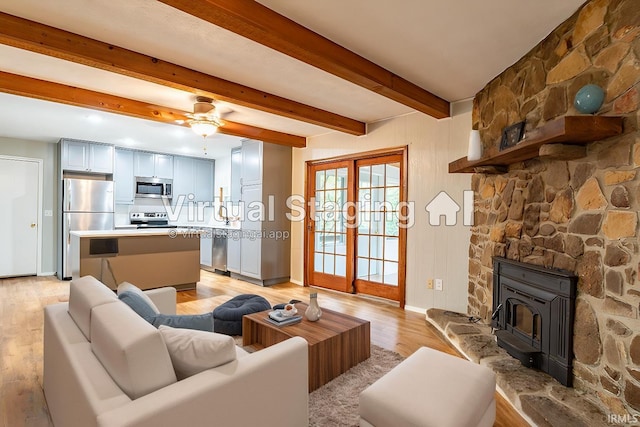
[306,149,407,306]
[307,160,355,293]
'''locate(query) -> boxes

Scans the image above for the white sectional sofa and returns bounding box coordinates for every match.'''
[43,276,309,427]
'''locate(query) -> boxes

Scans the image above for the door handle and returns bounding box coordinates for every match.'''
[30,223,36,228]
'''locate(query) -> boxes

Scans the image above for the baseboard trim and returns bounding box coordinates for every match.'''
[38,272,56,277]
[290,279,303,286]
[403,305,426,314]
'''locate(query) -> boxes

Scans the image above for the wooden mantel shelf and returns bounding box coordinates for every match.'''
[449,116,623,173]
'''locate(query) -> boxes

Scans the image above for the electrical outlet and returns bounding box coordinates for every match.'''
[435,279,443,291]
[44,210,53,217]
[427,279,434,289]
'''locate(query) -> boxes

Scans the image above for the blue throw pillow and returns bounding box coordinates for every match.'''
[150,313,214,331]
[118,291,214,332]
[118,291,156,322]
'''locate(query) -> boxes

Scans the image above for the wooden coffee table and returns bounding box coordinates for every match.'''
[242,303,370,391]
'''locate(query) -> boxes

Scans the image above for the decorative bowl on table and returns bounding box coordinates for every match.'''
[280,304,297,317]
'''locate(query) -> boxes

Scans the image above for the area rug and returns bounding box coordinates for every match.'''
[308,345,404,426]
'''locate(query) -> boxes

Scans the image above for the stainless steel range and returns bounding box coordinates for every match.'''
[129,212,177,229]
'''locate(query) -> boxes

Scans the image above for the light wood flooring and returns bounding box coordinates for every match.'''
[0,271,529,427]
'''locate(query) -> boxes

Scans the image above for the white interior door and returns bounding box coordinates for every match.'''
[0,157,39,277]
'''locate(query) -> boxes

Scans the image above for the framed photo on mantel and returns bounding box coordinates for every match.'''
[499,121,526,151]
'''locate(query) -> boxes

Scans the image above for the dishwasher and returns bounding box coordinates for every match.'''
[201,228,228,274]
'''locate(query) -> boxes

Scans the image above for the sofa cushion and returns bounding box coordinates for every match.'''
[119,291,214,331]
[117,282,160,314]
[158,325,237,380]
[68,276,118,340]
[90,301,177,399]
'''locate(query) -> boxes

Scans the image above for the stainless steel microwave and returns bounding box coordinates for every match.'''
[135,177,173,199]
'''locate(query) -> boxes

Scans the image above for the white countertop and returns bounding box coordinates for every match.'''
[70,228,201,238]
[171,222,241,230]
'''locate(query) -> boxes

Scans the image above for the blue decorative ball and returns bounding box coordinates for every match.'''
[574,84,605,114]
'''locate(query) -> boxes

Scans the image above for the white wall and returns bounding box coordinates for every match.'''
[0,137,58,275]
[290,101,473,313]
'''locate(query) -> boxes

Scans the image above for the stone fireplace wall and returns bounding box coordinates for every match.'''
[467,0,640,415]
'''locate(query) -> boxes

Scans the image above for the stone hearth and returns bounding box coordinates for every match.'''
[466,0,640,416]
[427,309,609,427]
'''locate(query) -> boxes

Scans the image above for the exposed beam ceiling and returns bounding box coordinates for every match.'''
[0,11,365,136]
[158,0,450,119]
[0,71,306,147]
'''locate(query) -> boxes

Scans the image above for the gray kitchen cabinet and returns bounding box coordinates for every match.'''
[172,156,214,205]
[61,139,114,174]
[194,159,214,203]
[230,141,291,286]
[134,152,173,179]
[240,139,262,186]
[227,231,241,273]
[200,231,213,267]
[239,184,262,278]
[172,156,195,205]
[114,148,135,204]
[230,147,242,204]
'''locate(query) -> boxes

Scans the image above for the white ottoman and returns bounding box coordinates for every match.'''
[359,347,496,427]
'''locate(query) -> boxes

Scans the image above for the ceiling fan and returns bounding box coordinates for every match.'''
[185,96,223,138]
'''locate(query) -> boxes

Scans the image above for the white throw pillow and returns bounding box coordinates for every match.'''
[117,281,160,314]
[159,325,237,380]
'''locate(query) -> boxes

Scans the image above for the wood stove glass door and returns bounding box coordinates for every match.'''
[510,300,541,346]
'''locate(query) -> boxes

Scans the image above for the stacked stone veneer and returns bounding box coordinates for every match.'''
[467,0,640,417]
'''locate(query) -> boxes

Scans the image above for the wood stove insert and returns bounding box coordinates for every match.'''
[491,257,577,386]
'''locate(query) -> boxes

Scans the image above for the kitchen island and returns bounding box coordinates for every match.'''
[69,228,201,290]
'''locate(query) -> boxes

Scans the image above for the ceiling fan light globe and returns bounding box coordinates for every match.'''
[188,119,219,138]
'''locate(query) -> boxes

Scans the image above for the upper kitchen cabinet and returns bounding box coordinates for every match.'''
[114,148,135,204]
[173,156,214,204]
[61,139,114,174]
[195,159,214,203]
[134,152,173,179]
[241,139,263,186]
[230,147,242,204]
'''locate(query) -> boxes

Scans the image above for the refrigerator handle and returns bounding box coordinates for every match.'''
[67,215,71,245]
[65,180,71,211]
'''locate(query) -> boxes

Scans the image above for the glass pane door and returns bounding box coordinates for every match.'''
[306,150,406,305]
[307,161,353,292]
[354,155,405,302]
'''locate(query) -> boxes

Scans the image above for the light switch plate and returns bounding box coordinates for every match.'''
[44,210,53,217]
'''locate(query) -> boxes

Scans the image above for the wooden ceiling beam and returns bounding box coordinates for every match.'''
[0,12,364,136]
[0,71,306,148]
[158,0,451,119]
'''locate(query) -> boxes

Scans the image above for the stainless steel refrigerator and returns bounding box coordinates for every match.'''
[58,179,114,279]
